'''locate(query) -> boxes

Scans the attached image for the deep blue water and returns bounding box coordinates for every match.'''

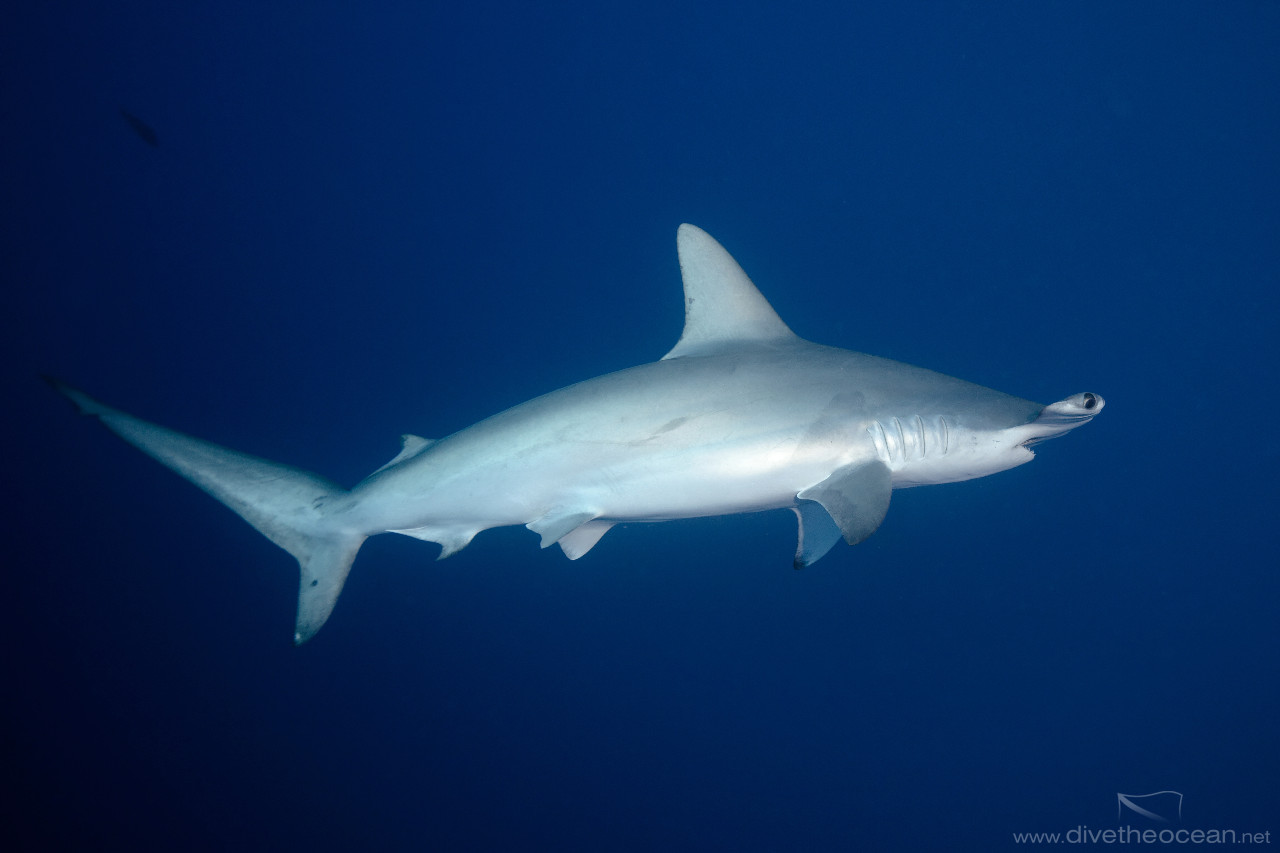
[4,3,1277,850]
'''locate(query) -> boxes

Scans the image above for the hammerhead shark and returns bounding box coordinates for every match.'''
[49,225,1104,643]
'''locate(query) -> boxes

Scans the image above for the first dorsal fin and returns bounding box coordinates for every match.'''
[662,224,798,360]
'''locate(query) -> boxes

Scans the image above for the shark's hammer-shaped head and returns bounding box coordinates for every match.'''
[873,390,1106,489]
[941,392,1105,485]
[1019,392,1106,447]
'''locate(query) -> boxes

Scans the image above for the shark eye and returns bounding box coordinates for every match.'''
[1082,393,1098,410]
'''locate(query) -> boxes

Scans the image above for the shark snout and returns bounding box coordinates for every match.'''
[1057,392,1105,418]
[1017,392,1105,446]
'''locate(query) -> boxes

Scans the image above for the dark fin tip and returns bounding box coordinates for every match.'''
[41,374,75,403]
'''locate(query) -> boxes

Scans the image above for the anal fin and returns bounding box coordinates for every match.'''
[389,525,478,559]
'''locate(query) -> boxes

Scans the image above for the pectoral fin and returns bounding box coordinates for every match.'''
[797,460,892,547]
[791,500,845,568]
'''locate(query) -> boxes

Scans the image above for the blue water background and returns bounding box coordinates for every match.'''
[4,3,1277,849]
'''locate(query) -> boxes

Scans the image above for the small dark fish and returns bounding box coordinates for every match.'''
[119,108,158,147]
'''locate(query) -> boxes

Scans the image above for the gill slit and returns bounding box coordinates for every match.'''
[871,420,889,462]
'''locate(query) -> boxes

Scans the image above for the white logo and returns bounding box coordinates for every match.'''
[1117,791,1183,823]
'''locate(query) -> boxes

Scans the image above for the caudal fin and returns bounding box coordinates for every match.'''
[46,377,365,644]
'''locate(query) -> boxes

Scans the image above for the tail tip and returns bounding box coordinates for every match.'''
[41,373,68,394]
[43,375,109,417]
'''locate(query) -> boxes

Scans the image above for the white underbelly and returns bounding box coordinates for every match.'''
[541,440,837,522]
